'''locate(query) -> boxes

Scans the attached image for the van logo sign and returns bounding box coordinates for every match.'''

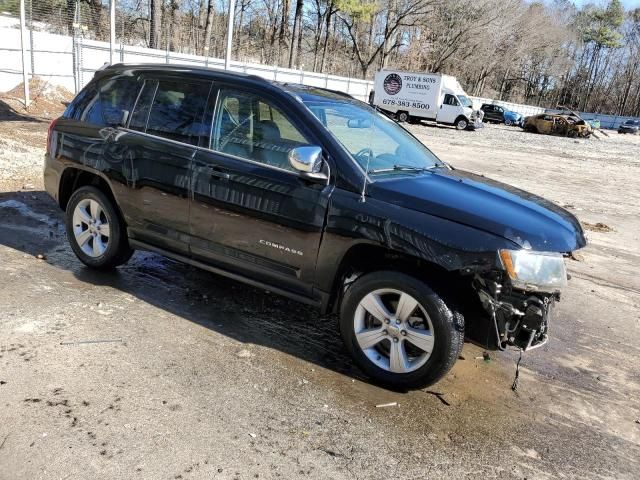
[383,73,402,95]
[260,239,303,256]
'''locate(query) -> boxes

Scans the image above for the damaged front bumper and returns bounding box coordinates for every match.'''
[473,275,557,351]
[468,110,485,130]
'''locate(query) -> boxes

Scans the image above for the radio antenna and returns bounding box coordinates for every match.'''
[360,152,371,203]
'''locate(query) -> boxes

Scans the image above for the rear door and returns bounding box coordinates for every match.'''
[190,86,332,296]
[106,76,212,254]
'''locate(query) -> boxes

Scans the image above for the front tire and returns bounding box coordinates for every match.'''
[455,117,469,130]
[65,186,133,270]
[339,271,464,389]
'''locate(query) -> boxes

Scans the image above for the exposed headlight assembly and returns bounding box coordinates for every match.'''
[499,249,567,292]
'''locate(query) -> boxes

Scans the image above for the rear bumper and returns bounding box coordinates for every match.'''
[43,154,62,207]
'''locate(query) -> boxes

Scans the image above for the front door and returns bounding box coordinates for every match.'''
[107,77,212,254]
[190,87,332,296]
[437,94,460,124]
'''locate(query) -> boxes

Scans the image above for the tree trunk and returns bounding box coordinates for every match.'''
[150,0,162,49]
[289,0,304,68]
[319,3,333,73]
[202,0,215,56]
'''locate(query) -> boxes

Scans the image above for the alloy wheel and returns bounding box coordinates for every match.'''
[353,288,435,373]
[72,198,110,257]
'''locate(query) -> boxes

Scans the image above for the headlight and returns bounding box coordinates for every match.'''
[499,249,567,292]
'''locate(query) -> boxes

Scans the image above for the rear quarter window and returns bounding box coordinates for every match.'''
[76,77,141,126]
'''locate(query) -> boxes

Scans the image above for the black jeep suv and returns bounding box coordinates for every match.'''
[44,64,586,389]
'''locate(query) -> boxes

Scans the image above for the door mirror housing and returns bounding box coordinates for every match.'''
[288,145,328,183]
[289,145,323,173]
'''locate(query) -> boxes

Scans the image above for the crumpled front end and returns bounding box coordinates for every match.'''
[473,273,557,351]
[469,109,485,130]
[470,248,572,351]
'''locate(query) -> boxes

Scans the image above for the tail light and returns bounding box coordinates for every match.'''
[46,117,59,155]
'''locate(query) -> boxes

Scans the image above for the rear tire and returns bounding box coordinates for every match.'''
[65,186,133,270]
[339,271,464,389]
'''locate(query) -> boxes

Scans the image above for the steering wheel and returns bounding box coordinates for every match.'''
[354,147,374,163]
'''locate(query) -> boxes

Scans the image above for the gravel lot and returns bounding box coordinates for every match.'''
[1,112,639,479]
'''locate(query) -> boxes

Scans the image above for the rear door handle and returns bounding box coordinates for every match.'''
[203,166,230,180]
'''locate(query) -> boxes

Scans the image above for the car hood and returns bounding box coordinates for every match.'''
[368,168,586,252]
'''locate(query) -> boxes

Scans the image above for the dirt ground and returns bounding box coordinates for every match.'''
[1,104,639,480]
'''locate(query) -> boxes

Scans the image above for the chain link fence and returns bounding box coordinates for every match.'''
[0,1,637,129]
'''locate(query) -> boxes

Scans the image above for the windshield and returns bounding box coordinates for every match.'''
[303,99,443,175]
[457,95,473,108]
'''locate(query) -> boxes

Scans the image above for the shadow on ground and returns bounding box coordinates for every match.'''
[0,189,370,384]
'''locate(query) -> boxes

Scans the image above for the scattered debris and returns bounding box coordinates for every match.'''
[569,251,585,262]
[0,434,8,450]
[483,351,491,362]
[248,433,256,438]
[635,419,640,425]
[60,339,123,346]
[375,402,398,408]
[36,253,46,260]
[581,222,613,233]
[424,391,451,406]
[236,349,252,358]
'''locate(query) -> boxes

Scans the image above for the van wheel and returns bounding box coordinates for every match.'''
[455,117,468,130]
[339,271,464,389]
[397,111,409,123]
[65,186,133,270]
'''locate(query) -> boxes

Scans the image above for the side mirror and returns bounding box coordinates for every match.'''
[289,145,323,173]
[288,146,328,183]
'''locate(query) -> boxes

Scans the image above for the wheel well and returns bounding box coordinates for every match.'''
[325,244,470,314]
[454,115,468,126]
[58,168,118,213]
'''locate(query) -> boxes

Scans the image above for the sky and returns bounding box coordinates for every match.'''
[571,0,640,8]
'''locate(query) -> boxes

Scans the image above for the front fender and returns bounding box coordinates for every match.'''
[314,188,519,293]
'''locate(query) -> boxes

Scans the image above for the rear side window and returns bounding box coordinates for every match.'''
[141,81,211,146]
[81,77,140,126]
[129,80,158,131]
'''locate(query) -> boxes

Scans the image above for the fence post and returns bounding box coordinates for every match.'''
[224,0,235,70]
[19,0,30,107]
[109,0,116,64]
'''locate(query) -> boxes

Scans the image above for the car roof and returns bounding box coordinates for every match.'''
[97,63,357,104]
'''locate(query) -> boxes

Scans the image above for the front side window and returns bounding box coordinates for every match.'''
[143,80,211,146]
[211,89,311,171]
[443,94,459,106]
[304,99,442,175]
[82,77,140,126]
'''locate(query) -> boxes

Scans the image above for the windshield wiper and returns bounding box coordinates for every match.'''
[368,164,438,174]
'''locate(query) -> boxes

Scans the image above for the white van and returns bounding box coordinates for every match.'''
[371,70,483,130]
